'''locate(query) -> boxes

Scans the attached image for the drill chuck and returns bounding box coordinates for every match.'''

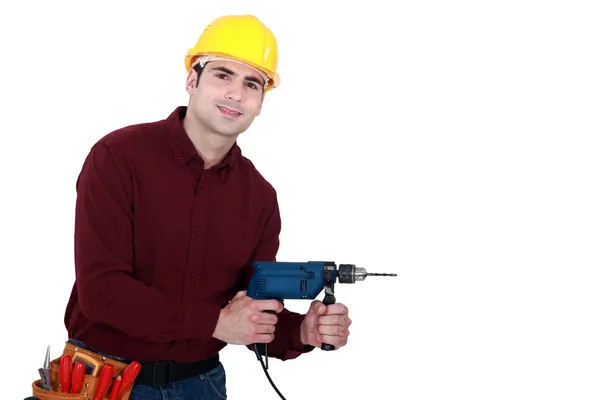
[338,264,365,283]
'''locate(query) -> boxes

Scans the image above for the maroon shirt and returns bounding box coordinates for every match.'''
[64,106,312,363]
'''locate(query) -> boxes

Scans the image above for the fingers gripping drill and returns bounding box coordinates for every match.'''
[246,261,396,398]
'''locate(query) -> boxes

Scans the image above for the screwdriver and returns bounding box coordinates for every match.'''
[93,363,114,400]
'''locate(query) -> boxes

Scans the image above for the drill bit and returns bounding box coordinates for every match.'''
[337,264,398,283]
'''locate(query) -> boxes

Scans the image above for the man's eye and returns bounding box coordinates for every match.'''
[246,82,258,89]
[215,74,228,79]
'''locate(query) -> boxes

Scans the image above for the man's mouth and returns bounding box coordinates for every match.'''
[217,105,242,118]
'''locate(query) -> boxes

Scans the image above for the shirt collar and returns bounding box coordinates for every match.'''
[165,106,240,179]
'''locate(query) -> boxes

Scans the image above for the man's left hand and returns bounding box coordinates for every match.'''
[300,300,352,349]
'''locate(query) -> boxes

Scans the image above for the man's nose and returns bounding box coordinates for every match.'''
[226,83,244,102]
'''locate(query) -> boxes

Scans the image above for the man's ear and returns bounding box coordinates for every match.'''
[185,69,197,95]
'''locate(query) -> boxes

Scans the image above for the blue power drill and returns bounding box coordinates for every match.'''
[246,261,396,398]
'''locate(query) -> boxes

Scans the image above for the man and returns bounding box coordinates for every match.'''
[63,14,352,400]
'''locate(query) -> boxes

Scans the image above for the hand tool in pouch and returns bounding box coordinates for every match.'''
[38,345,52,390]
[93,363,114,400]
[116,361,141,398]
[72,351,103,376]
[108,376,121,400]
[60,355,72,392]
[70,361,85,393]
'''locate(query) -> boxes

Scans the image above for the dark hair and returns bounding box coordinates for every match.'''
[193,62,205,88]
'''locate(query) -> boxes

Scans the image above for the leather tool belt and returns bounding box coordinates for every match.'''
[31,341,134,400]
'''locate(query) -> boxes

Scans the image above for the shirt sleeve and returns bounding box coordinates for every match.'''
[236,192,315,360]
[74,141,221,344]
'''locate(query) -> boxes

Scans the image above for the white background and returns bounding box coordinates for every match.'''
[1,1,599,399]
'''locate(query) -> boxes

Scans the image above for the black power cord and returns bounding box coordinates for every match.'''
[253,344,286,400]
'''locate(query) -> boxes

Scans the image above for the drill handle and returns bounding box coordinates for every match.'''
[321,292,336,351]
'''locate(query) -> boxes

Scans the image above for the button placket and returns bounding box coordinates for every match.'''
[185,172,211,294]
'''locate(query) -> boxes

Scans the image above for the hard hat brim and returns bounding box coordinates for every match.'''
[185,52,280,91]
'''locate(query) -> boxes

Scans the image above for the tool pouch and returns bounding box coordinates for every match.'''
[31,341,133,400]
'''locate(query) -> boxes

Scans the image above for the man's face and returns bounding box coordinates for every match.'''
[186,60,266,138]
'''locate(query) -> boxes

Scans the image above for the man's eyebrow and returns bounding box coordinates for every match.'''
[210,66,236,75]
[209,65,264,86]
[245,75,264,86]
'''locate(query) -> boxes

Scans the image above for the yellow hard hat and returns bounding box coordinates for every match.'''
[185,14,280,91]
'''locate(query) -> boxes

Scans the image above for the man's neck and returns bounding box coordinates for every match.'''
[182,116,237,169]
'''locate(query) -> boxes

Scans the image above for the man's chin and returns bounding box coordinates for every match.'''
[216,123,251,137]
[215,128,245,138]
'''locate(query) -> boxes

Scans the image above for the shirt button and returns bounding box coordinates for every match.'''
[195,229,200,235]
[179,157,185,163]
[190,276,196,281]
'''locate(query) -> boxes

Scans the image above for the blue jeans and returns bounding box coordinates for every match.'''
[67,339,227,399]
[129,363,227,400]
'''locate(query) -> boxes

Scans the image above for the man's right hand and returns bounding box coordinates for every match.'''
[212,290,284,345]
